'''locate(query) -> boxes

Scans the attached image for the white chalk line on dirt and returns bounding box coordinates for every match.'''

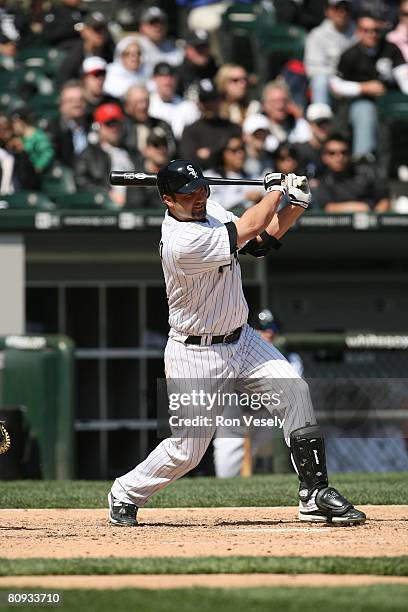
[224,528,328,533]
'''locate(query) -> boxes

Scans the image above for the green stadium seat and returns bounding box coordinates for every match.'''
[17,46,67,76]
[377,93,408,120]
[42,164,77,199]
[220,3,274,72]
[0,191,55,210]
[257,22,306,57]
[30,93,60,123]
[54,190,117,210]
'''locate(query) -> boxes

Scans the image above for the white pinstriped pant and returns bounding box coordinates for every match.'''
[111,324,316,506]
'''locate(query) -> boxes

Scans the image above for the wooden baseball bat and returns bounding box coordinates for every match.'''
[110,171,264,187]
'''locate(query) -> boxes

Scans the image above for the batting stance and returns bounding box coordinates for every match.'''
[108,160,366,526]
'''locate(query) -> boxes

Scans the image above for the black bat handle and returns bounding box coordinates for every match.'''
[207,177,263,186]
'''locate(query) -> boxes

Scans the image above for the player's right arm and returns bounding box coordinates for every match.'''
[234,173,287,248]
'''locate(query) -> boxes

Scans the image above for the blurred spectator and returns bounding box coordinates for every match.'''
[0,145,14,195]
[304,0,356,105]
[272,142,303,208]
[126,127,170,209]
[215,63,260,126]
[262,81,311,152]
[10,108,54,175]
[42,0,85,52]
[387,0,408,61]
[182,0,233,32]
[0,112,38,190]
[312,133,390,212]
[296,0,327,30]
[273,142,301,175]
[0,33,17,70]
[122,85,176,158]
[242,114,274,177]
[75,103,140,207]
[59,11,114,84]
[294,102,334,177]
[180,79,241,169]
[208,135,264,210]
[15,0,48,46]
[176,29,218,99]
[148,62,200,140]
[80,57,118,127]
[352,0,400,28]
[103,36,148,100]
[331,13,408,157]
[48,80,88,168]
[0,0,20,42]
[138,6,184,78]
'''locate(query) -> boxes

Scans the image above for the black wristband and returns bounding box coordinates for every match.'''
[260,231,282,250]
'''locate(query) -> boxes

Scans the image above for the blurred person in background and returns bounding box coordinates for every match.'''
[262,81,311,152]
[59,11,114,84]
[0,112,38,191]
[304,0,356,105]
[75,103,140,207]
[148,62,200,140]
[312,132,390,212]
[242,114,274,177]
[138,6,184,78]
[43,0,86,52]
[331,12,408,158]
[176,29,218,99]
[0,0,21,43]
[296,0,327,30]
[80,57,118,127]
[180,79,241,170]
[48,80,88,168]
[272,143,303,208]
[208,134,264,210]
[387,0,408,61]
[352,0,400,28]
[122,84,176,158]
[273,143,302,175]
[126,126,170,209]
[0,32,17,71]
[294,102,334,177]
[215,63,260,126]
[103,37,148,100]
[11,108,54,177]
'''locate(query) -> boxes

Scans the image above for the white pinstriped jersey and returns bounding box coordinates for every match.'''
[160,199,249,336]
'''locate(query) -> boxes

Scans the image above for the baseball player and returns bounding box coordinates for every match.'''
[213,309,303,478]
[108,159,366,526]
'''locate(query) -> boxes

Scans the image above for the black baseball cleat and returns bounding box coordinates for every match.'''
[298,487,366,525]
[108,493,138,527]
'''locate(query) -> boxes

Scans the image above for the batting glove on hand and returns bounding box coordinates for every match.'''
[263,172,287,195]
[287,173,311,209]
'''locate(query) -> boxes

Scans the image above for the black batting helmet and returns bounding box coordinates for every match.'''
[156,159,210,201]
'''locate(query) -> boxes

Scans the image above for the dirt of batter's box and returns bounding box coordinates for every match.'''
[0,506,406,559]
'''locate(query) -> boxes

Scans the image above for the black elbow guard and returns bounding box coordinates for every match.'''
[239,231,282,258]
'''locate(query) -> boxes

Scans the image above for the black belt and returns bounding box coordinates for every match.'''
[185,326,242,346]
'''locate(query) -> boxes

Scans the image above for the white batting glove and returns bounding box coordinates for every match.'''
[263,172,287,195]
[287,173,311,209]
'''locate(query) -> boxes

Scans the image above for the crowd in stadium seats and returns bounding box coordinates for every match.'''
[0,0,407,212]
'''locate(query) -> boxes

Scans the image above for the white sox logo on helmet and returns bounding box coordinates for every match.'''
[187,165,198,179]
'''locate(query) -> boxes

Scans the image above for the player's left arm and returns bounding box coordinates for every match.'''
[240,174,311,257]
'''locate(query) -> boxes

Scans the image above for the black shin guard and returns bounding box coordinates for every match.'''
[290,423,328,502]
